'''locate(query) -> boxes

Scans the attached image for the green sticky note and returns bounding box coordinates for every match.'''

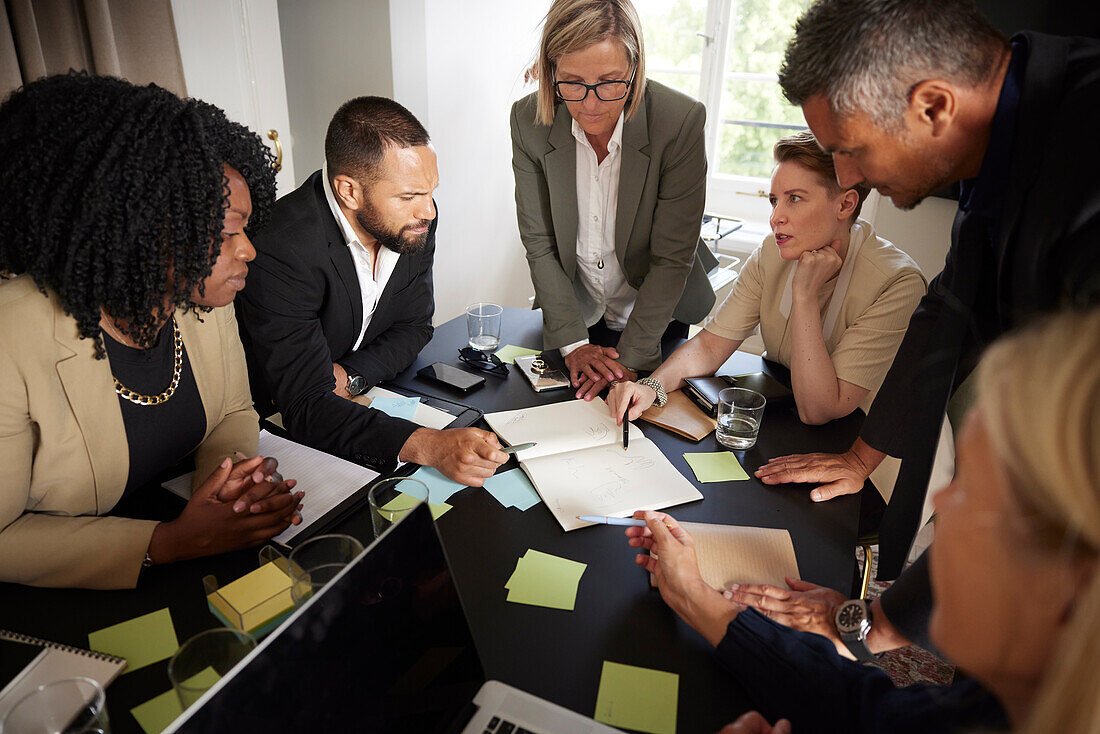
[593,660,679,734]
[494,345,541,365]
[131,688,182,734]
[683,451,749,482]
[505,549,587,611]
[381,494,451,521]
[130,668,220,734]
[88,607,178,672]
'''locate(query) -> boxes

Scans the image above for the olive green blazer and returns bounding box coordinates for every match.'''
[0,275,258,589]
[510,79,717,370]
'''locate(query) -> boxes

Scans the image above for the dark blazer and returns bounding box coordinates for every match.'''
[865,32,1100,641]
[237,170,435,469]
[511,80,717,370]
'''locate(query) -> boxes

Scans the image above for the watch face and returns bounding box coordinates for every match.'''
[347,376,366,395]
[837,602,865,633]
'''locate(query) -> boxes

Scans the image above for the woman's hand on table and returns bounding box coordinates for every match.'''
[625,511,742,646]
[148,458,303,564]
[564,345,635,400]
[607,381,656,424]
[718,711,792,734]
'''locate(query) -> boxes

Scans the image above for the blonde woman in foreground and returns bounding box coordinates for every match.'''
[626,307,1100,733]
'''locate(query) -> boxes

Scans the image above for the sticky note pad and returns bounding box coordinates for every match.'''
[594,661,679,734]
[369,395,420,422]
[505,549,587,611]
[409,466,467,505]
[494,345,541,365]
[683,451,749,483]
[484,468,542,511]
[130,668,220,734]
[88,607,178,672]
[207,562,292,635]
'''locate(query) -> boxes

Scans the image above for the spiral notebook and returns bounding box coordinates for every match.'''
[0,630,126,718]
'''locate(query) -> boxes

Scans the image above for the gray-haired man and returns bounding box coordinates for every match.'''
[728,0,1100,660]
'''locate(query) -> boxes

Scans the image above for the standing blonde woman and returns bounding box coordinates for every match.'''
[625,307,1100,733]
[511,0,717,400]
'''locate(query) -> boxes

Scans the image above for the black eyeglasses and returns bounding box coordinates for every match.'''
[553,69,636,102]
[458,347,509,378]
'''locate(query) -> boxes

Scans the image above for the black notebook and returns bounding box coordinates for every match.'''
[683,372,793,417]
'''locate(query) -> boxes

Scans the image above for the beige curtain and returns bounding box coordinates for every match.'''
[0,0,186,100]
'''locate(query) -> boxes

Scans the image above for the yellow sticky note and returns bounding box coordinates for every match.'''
[130,668,220,734]
[88,607,178,672]
[494,345,541,365]
[683,451,749,482]
[130,688,182,734]
[594,661,679,734]
[505,550,587,611]
[208,562,292,633]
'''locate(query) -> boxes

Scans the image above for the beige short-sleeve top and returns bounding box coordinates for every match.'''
[704,219,927,413]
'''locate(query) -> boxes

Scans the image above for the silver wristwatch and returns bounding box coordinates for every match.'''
[637,376,668,407]
[835,599,876,662]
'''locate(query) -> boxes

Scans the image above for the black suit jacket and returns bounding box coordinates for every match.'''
[237,170,435,470]
[866,32,1100,645]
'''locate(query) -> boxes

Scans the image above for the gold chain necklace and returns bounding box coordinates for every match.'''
[102,316,183,406]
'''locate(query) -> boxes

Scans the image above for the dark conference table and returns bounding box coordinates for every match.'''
[0,307,865,734]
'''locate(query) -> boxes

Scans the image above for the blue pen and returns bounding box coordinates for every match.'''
[577,515,646,526]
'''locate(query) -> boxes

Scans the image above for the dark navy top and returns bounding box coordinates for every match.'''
[715,609,1009,734]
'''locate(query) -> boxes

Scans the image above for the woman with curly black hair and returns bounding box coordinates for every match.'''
[0,73,304,589]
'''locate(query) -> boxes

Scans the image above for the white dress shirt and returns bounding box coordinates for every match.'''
[560,112,639,357]
[322,163,400,351]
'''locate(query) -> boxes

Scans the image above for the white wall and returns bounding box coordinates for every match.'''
[278,0,394,180]
[392,0,546,326]
[870,196,956,281]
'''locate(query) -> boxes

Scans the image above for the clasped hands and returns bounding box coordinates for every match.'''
[564,344,636,401]
[148,453,304,564]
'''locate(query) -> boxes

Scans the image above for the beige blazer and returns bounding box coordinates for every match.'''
[0,275,258,589]
[511,80,717,370]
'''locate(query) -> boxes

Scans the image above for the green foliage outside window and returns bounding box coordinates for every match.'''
[638,0,810,180]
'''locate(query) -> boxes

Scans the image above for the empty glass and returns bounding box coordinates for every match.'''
[466,302,502,351]
[167,628,256,711]
[716,387,766,450]
[287,534,364,606]
[1,677,109,734]
[368,477,429,538]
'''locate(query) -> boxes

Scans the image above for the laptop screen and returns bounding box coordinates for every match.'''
[171,504,486,732]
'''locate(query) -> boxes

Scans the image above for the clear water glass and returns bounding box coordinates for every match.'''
[466,302,502,351]
[716,387,766,450]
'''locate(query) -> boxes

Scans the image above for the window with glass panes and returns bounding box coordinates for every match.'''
[635,0,811,224]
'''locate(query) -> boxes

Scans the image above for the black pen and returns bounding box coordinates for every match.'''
[623,419,628,450]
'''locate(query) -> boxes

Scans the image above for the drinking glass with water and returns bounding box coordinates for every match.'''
[466,302,502,351]
[716,387,766,450]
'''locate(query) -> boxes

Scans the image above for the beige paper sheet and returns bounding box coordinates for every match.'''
[650,522,800,591]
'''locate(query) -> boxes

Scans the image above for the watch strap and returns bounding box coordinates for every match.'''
[637,376,668,407]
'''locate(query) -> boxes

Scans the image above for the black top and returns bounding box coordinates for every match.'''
[103,319,206,496]
[237,170,436,471]
[716,609,1008,733]
[861,31,1100,581]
